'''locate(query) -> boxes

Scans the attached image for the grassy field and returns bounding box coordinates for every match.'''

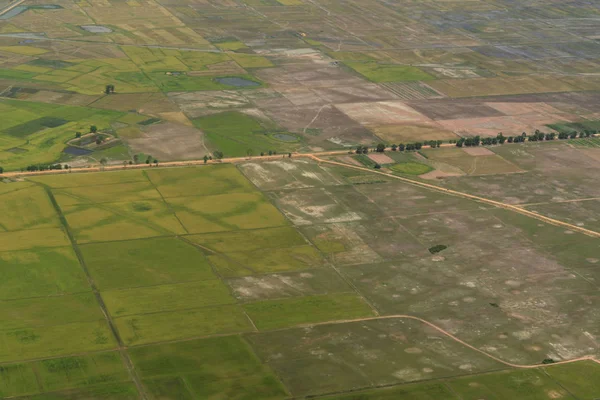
[192,111,300,157]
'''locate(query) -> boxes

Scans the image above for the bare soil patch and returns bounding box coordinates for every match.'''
[368,153,394,164]
[125,122,207,161]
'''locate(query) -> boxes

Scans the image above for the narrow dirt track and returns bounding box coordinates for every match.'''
[297,314,600,369]
[309,155,600,239]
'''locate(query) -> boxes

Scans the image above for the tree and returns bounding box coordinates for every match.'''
[90,125,98,134]
[268,150,273,156]
[203,155,209,164]
[374,163,381,169]
[0,166,3,174]
[100,158,107,166]
[75,132,82,139]
[246,149,253,157]
[95,136,102,145]
[133,154,139,164]
[362,146,369,154]
[391,144,397,151]
[105,84,115,94]
[153,159,158,166]
[497,133,506,144]
[146,155,153,164]
[288,153,292,158]
[376,143,386,153]
[398,143,405,151]
[415,142,422,150]
[213,151,224,160]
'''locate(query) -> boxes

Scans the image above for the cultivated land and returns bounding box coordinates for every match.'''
[1,0,600,399]
[0,143,599,398]
[0,0,599,168]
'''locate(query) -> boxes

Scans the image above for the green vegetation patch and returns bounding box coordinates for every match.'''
[447,369,572,400]
[4,116,68,138]
[0,247,88,300]
[244,293,374,330]
[428,244,447,254]
[344,62,434,82]
[547,120,600,134]
[222,245,325,276]
[81,237,216,290]
[103,280,235,317]
[130,336,287,399]
[193,111,299,157]
[0,352,131,398]
[544,360,600,399]
[114,304,252,345]
[16,382,139,400]
[389,161,433,175]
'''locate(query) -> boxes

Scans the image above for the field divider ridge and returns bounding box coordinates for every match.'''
[42,185,149,400]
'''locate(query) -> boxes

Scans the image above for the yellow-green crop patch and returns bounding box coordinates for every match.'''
[244,293,374,330]
[187,226,306,253]
[80,237,216,290]
[0,352,131,398]
[0,186,59,231]
[103,280,235,317]
[53,181,162,205]
[30,169,147,188]
[61,204,169,243]
[130,336,287,399]
[170,192,289,233]
[114,304,253,345]
[0,293,115,362]
[0,247,88,300]
[145,165,255,198]
[224,245,325,275]
[0,228,70,252]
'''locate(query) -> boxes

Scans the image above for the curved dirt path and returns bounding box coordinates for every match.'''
[299,314,600,369]
[309,155,600,239]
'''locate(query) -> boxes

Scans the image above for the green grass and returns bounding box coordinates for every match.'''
[80,237,217,290]
[0,99,127,170]
[0,247,89,300]
[447,369,572,400]
[103,280,235,317]
[244,293,374,330]
[570,137,600,148]
[389,162,433,175]
[344,62,434,82]
[53,181,162,205]
[147,72,262,92]
[4,116,68,138]
[0,352,131,398]
[193,111,299,157]
[114,304,252,345]
[547,120,600,134]
[543,360,600,399]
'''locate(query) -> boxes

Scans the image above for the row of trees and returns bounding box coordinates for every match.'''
[357,129,598,154]
[24,164,65,172]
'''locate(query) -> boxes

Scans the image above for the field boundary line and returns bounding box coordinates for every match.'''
[42,187,148,400]
[309,155,600,238]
